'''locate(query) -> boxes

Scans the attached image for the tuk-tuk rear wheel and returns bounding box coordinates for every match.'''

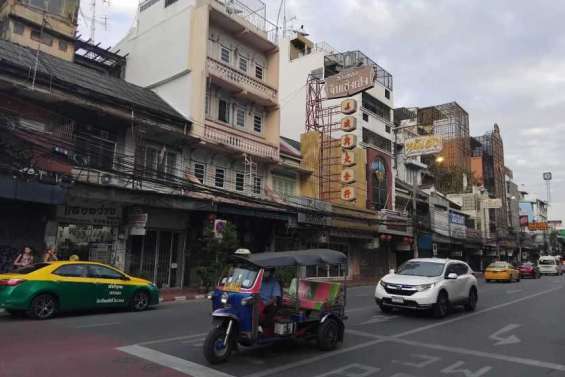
[203,327,233,364]
[317,318,340,351]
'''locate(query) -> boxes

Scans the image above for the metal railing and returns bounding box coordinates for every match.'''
[203,121,279,160]
[207,57,277,102]
[212,0,278,43]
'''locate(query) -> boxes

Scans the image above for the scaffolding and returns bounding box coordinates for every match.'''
[475,124,507,233]
[412,102,471,194]
[305,74,342,201]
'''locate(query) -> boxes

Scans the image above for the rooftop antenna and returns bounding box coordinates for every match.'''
[87,0,111,42]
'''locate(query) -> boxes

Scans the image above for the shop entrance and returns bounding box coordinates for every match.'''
[128,230,184,288]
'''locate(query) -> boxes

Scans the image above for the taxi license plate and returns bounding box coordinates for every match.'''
[391,296,404,304]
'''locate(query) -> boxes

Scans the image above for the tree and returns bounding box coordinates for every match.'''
[195,222,239,291]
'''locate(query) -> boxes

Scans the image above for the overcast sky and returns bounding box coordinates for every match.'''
[78,0,565,222]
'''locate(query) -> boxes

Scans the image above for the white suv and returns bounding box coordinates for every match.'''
[375,258,478,318]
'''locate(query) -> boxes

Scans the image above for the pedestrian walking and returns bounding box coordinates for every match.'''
[42,246,58,262]
[13,246,34,269]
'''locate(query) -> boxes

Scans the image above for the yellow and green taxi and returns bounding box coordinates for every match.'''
[0,261,159,319]
[484,261,520,283]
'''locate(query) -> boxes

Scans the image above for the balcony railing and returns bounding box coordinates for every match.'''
[212,0,278,44]
[207,57,277,104]
[204,121,279,160]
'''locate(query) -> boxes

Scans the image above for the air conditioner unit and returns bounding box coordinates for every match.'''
[100,173,118,186]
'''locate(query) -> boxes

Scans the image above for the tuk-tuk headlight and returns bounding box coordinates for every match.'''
[220,292,229,305]
[207,291,214,300]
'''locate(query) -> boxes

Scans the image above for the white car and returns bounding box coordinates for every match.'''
[375,258,478,318]
[538,256,561,275]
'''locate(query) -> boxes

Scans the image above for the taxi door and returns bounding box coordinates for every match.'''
[87,264,130,308]
[50,264,97,311]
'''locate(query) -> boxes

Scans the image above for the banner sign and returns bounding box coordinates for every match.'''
[528,222,549,231]
[519,215,529,227]
[340,186,356,201]
[341,150,356,166]
[340,134,357,149]
[58,202,121,226]
[481,198,503,209]
[340,116,357,132]
[340,168,356,184]
[325,66,375,99]
[405,135,443,157]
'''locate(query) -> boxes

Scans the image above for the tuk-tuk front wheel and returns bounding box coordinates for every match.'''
[203,327,233,364]
[317,318,340,351]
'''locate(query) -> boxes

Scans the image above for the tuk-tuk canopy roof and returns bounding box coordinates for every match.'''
[241,249,347,268]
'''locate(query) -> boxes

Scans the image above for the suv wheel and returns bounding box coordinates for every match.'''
[432,291,449,318]
[464,287,478,312]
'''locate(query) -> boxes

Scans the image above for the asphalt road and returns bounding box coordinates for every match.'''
[2,275,565,377]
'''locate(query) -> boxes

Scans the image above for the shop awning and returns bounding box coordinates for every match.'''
[0,175,66,205]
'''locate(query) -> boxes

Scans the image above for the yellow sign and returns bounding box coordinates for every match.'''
[340,186,356,201]
[340,134,357,149]
[341,99,358,115]
[340,116,357,132]
[528,222,549,231]
[341,150,356,166]
[405,135,443,157]
[341,168,356,184]
[224,281,241,292]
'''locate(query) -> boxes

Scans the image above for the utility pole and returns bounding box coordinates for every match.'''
[412,178,419,258]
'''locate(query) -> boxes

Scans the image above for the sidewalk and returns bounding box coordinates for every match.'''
[159,279,378,302]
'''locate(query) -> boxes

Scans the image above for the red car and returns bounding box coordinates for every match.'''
[519,262,541,279]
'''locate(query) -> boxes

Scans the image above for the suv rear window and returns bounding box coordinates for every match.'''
[11,263,50,274]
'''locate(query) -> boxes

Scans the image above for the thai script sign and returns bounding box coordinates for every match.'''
[57,202,121,226]
[528,222,549,231]
[404,135,443,157]
[325,66,375,99]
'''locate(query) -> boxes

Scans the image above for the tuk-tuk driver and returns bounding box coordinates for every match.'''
[259,268,281,323]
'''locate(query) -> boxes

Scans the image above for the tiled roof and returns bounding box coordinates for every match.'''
[0,39,185,121]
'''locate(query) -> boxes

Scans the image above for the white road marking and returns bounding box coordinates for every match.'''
[359,314,396,325]
[118,345,235,377]
[488,324,521,346]
[244,338,387,377]
[391,285,563,338]
[311,363,380,377]
[138,332,208,346]
[346,330,565,373]
[74,322,121,329]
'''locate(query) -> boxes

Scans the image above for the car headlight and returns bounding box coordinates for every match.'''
[379,280,387,288]
[416,283,435,292]
[220,292,229,305]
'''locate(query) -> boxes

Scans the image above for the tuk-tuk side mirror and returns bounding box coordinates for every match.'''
[389,269,395,275]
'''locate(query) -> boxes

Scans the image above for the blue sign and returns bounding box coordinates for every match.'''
[449,212,465,225]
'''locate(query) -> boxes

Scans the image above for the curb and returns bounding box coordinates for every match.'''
[159,294,206,303]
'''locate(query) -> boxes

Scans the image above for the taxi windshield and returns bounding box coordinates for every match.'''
[219,262,260,289]
[489,262,509,268]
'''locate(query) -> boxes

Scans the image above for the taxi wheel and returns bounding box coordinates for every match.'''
[203,327,233,364]
[318,318,340,351]
[130,290,150,312]
[28,294,57,320]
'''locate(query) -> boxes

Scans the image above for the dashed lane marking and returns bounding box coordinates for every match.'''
[138,332,208,346]
[74,322,121,329]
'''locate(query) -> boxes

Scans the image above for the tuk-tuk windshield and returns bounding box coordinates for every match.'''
[219,262,260,290]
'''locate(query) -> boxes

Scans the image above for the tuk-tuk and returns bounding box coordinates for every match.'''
[203,249,347,364]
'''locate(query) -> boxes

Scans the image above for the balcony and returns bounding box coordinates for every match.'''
[203,120,279,161]
[207,57,277,107]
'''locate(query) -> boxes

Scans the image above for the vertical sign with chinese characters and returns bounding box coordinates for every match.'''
[340,99,358,202]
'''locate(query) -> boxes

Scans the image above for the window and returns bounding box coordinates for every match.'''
[362,112,369,122]
[13,21,24,35]
[53,264,89,278]
[194,163,206,183]
[205,92,210,115]
[58,40,68,52]
[445,264,458,277]
[385,125,391,133]
[253,114,263,133]
[165,0,178,6]
[255,64,264,80]
[253,176,262,194]
[144,146,178,179]
[362,92,391,121]
[218,99,230,123]
[236,107,246,128]
[220,46,231,64]
[30,29,53,46]
[235,172,245,192]
[239,56,248,73]
[273,175,296,197]
[362,128,392,152]
[75,128,116,171]
[454,263,469,275]
[215,167,225,188]
[88,265,125,280]
[27,0,64,15]
[371,157,388,210]
[385,89,390,99]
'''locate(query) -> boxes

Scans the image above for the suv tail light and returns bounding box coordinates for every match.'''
[0,279,26,286]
